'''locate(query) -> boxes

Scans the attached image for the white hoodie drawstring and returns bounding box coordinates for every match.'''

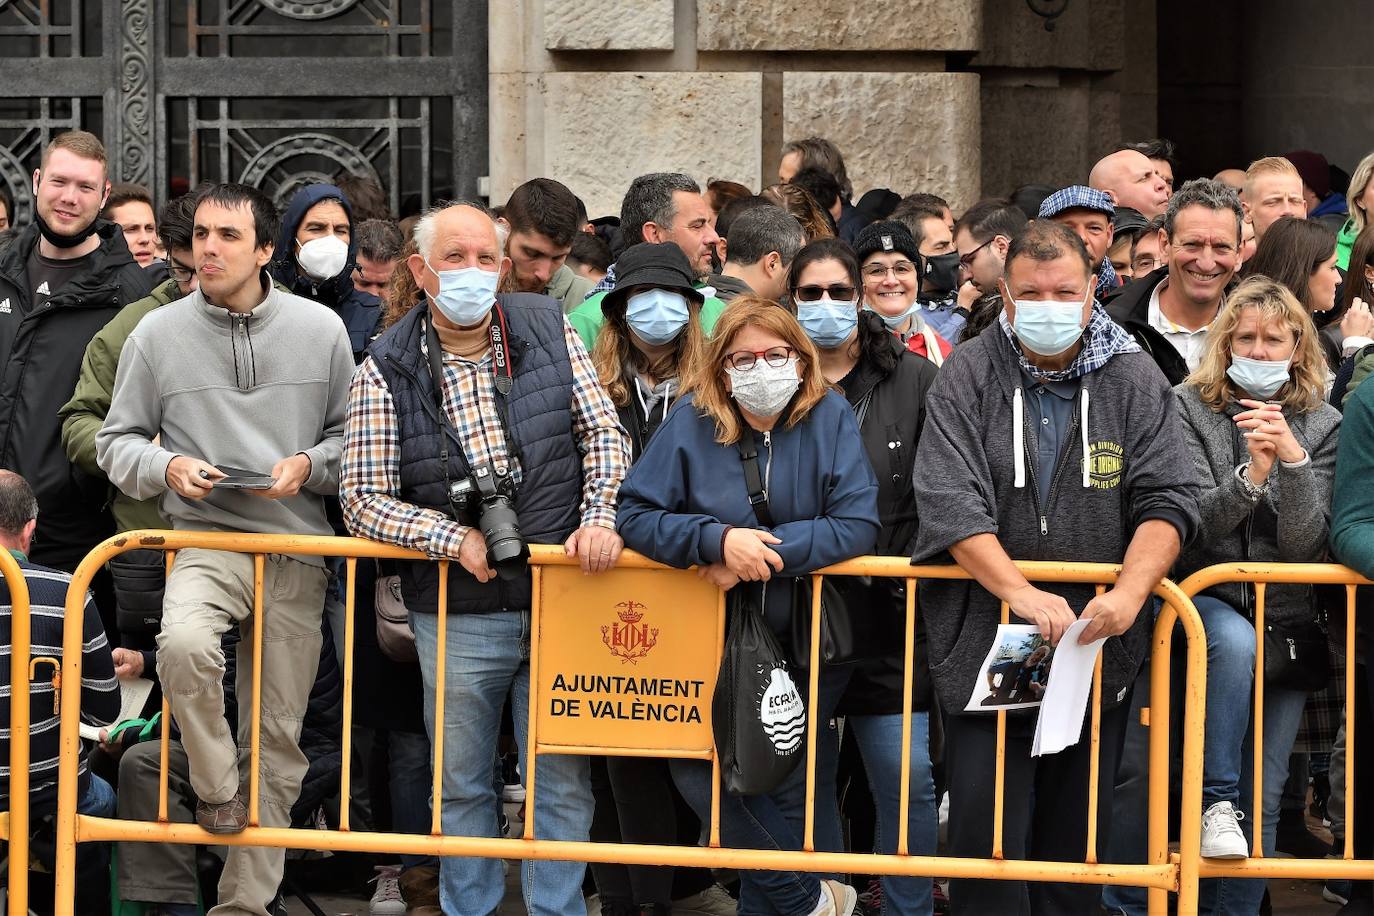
[1013,387,1026,489]
[1080,388,1091,488]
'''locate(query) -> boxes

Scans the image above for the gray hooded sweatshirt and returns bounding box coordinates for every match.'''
[911,325,1201,716]
[95,280,353,564]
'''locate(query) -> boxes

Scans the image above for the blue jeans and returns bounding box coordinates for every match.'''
[848,713,937,916]
[79,772,116,817]
[1200,686,1309,915]
[411,610,593,916]
[389,729,436,870]
[671,755,820,916]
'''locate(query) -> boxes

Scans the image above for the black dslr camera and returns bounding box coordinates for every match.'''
[447,462,529,577]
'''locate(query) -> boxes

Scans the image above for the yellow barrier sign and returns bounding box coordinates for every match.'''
[534,564,720,754]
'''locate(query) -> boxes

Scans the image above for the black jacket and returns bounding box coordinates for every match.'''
[0,221,153,569]
[837,326,939,715]
[1102,266,1191,386]
[269,183,382,361]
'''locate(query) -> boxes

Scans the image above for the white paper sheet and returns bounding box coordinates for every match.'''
[1032,619,1107,757]
[79,676,154,742]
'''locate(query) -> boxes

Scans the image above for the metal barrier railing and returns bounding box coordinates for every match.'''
[0,549,32,916]
[1178,562,1374,884]
[45,532,1209,915]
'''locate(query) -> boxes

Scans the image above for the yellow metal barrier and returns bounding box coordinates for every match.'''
[46,532,1209,915]
[0,549,32,916]
[1178,562,1374,884]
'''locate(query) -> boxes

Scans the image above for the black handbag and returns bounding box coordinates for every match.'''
[712,586,807,796]
[736,434,861,666]
[1263,619,1331,693]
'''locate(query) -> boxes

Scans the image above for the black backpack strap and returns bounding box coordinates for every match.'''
[736,434,775,528]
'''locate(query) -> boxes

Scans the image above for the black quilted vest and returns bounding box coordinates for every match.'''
[369,294,582,614]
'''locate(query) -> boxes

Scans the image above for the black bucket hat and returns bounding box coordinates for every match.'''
[602,242,706,318]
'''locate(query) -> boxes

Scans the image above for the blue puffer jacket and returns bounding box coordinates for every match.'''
[616,390,879,637]
[270,183,382,360]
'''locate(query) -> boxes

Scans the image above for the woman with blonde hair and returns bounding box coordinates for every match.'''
[1338,151,1374,269]
[617,296,880,916]
[1174,275,1341,910]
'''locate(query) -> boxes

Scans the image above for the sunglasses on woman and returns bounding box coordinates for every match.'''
[793,284,857,302]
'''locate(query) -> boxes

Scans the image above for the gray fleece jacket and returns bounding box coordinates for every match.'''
[911,328,1201,716]
[95,279,353,565]
[1173,384,1341,626]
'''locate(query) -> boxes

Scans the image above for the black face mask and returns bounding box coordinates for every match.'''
[34,210,99,249]
[921,251,960,300]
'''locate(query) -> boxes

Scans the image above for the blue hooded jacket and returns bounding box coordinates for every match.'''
[271,183,382,361]
[617,390,879,636]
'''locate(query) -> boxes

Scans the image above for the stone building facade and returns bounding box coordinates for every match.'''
[489,0,1159,218]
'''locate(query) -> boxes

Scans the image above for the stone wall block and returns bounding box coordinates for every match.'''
[542,72,762,218]
[544,0,675,50]
[973,0,1123,71]
[782,72,981,212]
[979,84,1092,195]
[697,0,980,51]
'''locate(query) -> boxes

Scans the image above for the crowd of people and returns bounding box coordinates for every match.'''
[2,127,1374,916]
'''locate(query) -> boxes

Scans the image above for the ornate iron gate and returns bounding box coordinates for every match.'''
[0,0,486,219]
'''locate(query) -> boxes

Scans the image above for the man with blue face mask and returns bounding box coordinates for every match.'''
[339,201,631,916]
[911,220,1200,916]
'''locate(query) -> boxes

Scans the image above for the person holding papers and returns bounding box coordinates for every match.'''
[1173,276,1340,908]
[909,220,1200,916]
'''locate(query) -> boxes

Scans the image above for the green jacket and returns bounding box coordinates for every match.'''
[1338,216,1359,271]
[546,264,594,314]
[59,278,184,532]
[568,288,730,352]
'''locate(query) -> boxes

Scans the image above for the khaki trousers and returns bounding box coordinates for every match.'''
[156,549,325,916]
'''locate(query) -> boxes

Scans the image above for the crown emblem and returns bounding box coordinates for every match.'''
[616,600,646,623]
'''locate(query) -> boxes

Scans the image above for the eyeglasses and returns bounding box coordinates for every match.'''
[724,346,795,371]
[958,238,994,269]
[1131,255,1159,274]
[168,263,195,283]
[794,283,857,302]
[862,261,917,280]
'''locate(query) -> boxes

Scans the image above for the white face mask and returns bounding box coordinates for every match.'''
[296,235,349,281]
[726,357,801,418]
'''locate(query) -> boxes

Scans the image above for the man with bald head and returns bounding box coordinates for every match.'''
[340,201,630,914]
[1213,168,1247,194]
[1090,149,1171,218]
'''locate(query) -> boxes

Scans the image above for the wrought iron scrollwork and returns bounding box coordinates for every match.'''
[257,0,361,20]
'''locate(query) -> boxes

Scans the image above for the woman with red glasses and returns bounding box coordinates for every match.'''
[618,296,880,916]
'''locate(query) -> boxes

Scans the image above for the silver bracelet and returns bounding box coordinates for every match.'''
[1235,463,1268,501]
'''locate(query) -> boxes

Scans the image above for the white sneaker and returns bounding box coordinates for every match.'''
[672,883,737,915]
[811,879,857,916]
[368,865,407,915]
[1200,801,1249,859]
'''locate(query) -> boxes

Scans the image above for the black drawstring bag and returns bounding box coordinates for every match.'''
[712,585,807,796]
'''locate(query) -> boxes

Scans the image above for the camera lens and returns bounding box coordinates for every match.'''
[479,496,529,575]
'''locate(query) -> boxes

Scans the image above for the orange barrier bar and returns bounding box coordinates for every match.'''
[0,549,32,916]
[46,531,1210,915]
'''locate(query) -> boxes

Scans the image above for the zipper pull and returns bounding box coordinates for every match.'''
[763,431,771,448]
[1040,516,1048,536]
[1288,637,1297,660]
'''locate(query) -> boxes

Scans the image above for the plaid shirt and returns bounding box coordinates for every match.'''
[340,316,629,560]
[587,263,617,298]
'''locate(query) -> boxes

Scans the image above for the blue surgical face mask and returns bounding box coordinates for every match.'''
[426,260,499,327]
[1008,287,1089,356]
[797,296,859,349]
[863,299,922,331]
[1227,350,1295,400]
[626,288,691,345]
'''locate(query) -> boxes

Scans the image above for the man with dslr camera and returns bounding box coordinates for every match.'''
[339,201,630,915]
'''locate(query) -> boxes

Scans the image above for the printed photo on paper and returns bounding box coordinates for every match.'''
[965,624,1055,712]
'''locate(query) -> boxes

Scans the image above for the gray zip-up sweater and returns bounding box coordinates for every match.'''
[95,280,353,564]
[1173,383,1341,626]
[911,328,1201,715]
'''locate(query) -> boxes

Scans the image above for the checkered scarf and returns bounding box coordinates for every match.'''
[999,302,1141,382]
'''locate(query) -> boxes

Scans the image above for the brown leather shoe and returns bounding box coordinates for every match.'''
[195,792,248,835]
[399,864,440,910]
